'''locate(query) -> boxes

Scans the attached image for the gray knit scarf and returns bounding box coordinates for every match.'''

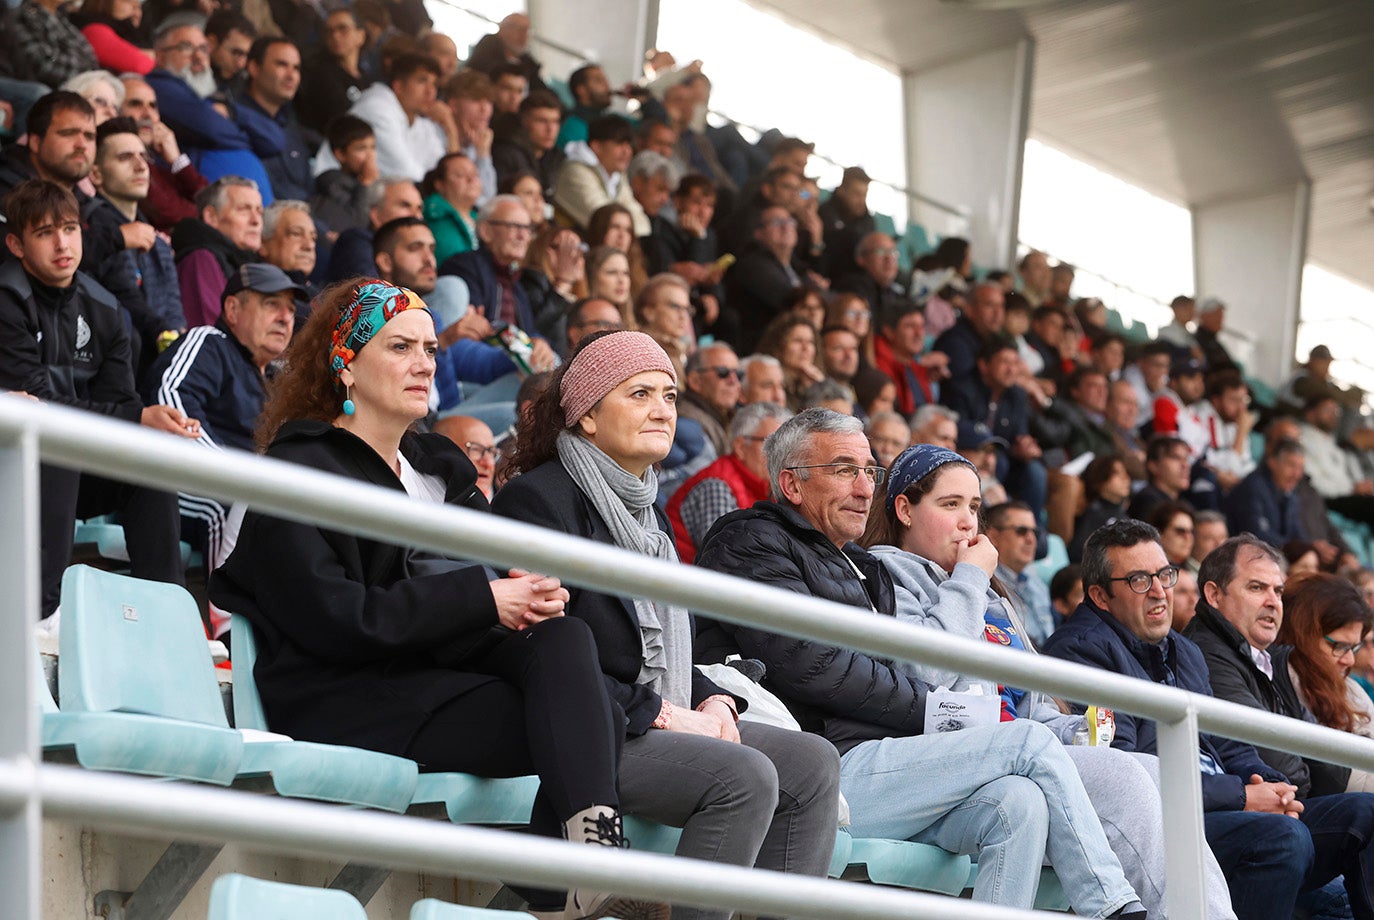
[557,431,692,707]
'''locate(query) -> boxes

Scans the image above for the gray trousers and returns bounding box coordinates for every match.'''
[1067,746,1236,920]
[619,722,841,920]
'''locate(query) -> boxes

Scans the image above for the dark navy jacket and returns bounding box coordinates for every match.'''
[439,248,539,335]
[1223,465,1305,547]
[932,316,984,387]
[1042,601,1286,811]
[81,193,186,339]
[141,320,265,452]
[232,92,314,202]
[145,68,275,202]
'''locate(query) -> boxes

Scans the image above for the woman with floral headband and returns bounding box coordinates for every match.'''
[210,279,642,920]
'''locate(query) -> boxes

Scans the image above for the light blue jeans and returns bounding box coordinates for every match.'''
[840,719,1138,917]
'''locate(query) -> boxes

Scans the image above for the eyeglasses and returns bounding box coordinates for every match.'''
[699,366,740,380]
[165,41,210,55]
[864,247,899,258]
[1325,636,1365,657]
[990,524,1039,539]
[463,442,501,462]
[845,308,871,320]
[1104,566,1180,594]
[487,219,533,234]
[784,463,887,486]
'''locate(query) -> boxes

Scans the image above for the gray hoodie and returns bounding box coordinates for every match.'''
[868,544,1081,744]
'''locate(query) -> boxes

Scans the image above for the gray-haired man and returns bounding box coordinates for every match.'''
[696,408,1147,916]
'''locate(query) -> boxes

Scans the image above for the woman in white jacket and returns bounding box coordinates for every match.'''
[860,443,1236,920]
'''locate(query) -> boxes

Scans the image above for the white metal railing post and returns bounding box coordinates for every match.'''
[1156,702,1209,919]
[0,415,40,920]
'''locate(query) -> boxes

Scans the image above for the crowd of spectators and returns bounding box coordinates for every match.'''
[8,2,1374,917]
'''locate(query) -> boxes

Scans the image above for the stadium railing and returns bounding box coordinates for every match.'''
[6,396,1374,920]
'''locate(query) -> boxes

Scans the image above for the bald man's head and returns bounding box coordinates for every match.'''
[433,415,498,497]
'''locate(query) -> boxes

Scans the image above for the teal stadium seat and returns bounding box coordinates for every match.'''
[55,565,417,810]
[47,565,244,784]
[899,223,933,275]
[410,899,548,920]
[74,516,196,568]
[841,836,971,894]
[1027,534,1070,588]
[232,613,534,823]
[207,873,367,920]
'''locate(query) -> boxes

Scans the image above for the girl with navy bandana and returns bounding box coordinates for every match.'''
[861,444,1237,920]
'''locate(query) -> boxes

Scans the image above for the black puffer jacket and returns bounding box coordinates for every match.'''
[694,501,929,755]
[1184,600,1351,798]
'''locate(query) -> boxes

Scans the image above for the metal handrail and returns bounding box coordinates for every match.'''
[6,396,1374,918]
[428,0,971,221]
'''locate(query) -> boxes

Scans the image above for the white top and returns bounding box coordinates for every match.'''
[312,83,447,181]
[397,452,446,504]
[1299,421,1365,498]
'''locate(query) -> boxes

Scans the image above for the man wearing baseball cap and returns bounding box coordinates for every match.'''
[143,262,307,567]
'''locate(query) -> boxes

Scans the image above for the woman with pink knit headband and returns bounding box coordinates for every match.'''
[494,330,842,920]
[211,279,644,920]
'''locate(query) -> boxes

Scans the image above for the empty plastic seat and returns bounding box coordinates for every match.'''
[55,565,417,810]
[207,873,367,920]
[1028,534,1070,587]
[47,565,244,784]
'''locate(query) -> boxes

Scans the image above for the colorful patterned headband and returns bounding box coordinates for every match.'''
[329,280,432,379]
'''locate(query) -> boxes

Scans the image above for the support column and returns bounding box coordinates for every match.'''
[1193,182,1310,383]
[527,0,658,86]
[901,38,1034,268]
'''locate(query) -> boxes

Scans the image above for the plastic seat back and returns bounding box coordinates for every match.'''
[410,900,538,920]
[207,874,366,920]
[58,565,228,727]
[229,614,269,731]
[1028,534,1069,587]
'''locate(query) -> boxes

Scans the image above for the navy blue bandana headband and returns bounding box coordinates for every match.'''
[885,444,977,515]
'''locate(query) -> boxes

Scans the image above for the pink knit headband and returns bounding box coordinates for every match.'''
[560,331,677,427]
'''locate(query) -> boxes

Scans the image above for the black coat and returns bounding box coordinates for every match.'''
[1183,601,1350,798]
[693,501,929,755]
[208,421,502,756]
[491,460,732,736]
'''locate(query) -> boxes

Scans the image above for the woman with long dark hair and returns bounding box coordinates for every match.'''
[210,280,640,920]
[587,203,649,301]
[1278,573,1374,794]
[493,330,841,920]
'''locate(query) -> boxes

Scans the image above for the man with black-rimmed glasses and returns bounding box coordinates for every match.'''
[1044,518,1374,920]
